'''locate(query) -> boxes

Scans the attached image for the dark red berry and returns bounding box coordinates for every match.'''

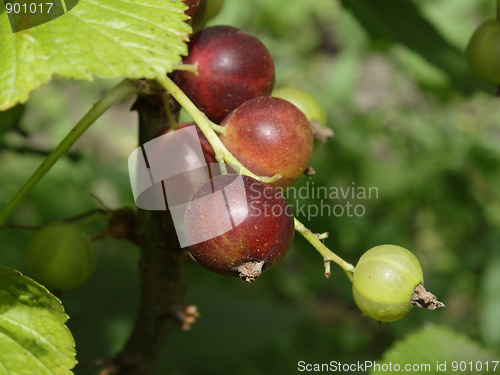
[173,25,275,123]
[184,174,294,282]
[220,97,313,189]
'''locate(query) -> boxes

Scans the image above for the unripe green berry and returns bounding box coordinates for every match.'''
[272,87,327,127]
[466,19,500,84]
[352,245,423,322]
[26,222,96,290]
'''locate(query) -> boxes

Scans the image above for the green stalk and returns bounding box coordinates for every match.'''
[0,79,141,226]
[157,76,278,181]
[172,63,199,74]
[294,218,354,281]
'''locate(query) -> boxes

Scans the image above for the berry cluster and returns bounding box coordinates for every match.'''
[165,2,444,320]
[171,20,313,281]
[23,0,444,323]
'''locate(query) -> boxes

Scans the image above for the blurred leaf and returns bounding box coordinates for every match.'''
[340,0,493,95]
[0,0,191,111]
[480,257,500,348]
[372,325,496,374]
[0,104,25,138]
[0,266,76,374]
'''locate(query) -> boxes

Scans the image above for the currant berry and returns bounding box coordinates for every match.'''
[352,245,424,322]
[272,87,327,126]
[26,222,96,290]
[220,97,313,189]
[184,174,294,282]
[172,25,275,123]
[466,19,500,84]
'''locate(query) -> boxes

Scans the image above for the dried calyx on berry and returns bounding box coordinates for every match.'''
[184,174,294,282]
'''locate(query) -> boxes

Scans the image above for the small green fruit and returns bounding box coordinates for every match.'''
[466,19,500,84]
[352,245,423,322]
[26,222,96,290]
[272,87,327,126]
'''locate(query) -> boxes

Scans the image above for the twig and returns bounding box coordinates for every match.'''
[0,144,83,161]
[294,218,354,281]
[0,79,144,226]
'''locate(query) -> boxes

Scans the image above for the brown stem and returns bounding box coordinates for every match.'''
[0,143,83,161]
[111,94,186,375]
[0,222,41,230]
[1,208,109,230]
[63,208,109,222]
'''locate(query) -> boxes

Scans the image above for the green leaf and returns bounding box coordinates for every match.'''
[0,266,76,374]
[340,0,493,95]
[0,0,191,111]
[372,326,497,374]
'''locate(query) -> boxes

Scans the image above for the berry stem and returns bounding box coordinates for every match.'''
[0,79,143,227]
[157,76,275,184]
[0,208,109,230]
[497,0,499,20]
[294,218,354,281]
[216,154,228,175]
[210,123,227,134]
[172,63,199,74]
[0,222,41,230]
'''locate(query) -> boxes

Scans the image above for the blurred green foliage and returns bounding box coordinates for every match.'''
[1,0,500,373]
